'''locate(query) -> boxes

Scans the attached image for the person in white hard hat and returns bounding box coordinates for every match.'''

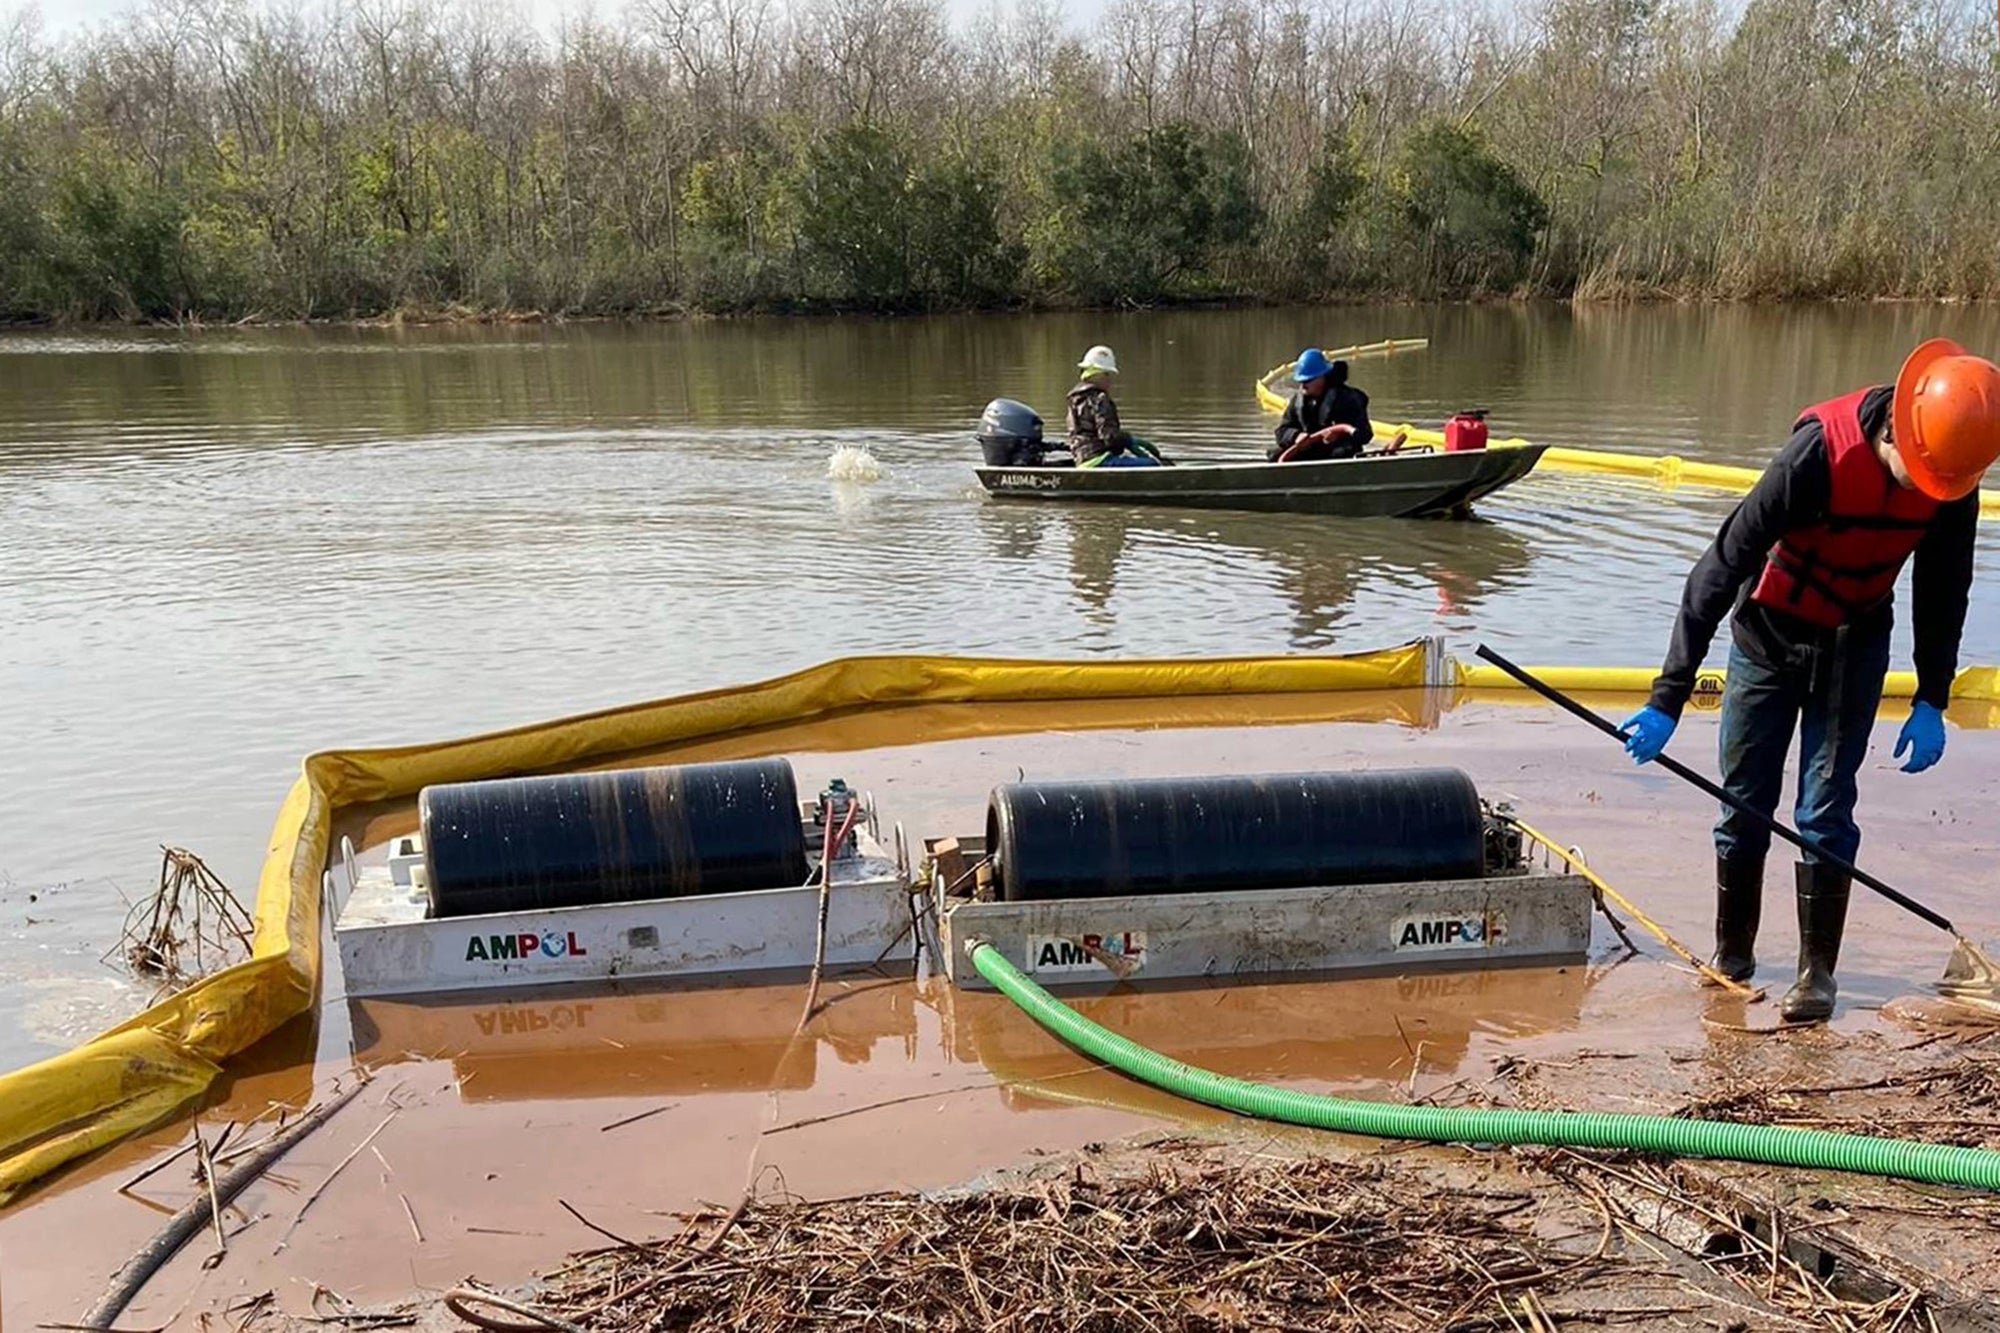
[1066,345,1167,467]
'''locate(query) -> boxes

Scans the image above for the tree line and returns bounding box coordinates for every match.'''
[0,0,1994,322]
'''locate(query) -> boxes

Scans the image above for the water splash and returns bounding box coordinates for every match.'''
[826,444,883,483]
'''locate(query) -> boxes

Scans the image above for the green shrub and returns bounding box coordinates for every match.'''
[1037,122,1263,304]
[1393,121,1548,293]
[44,149,188,319]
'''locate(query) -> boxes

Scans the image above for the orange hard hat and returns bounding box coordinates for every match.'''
[1894,338,2000,501]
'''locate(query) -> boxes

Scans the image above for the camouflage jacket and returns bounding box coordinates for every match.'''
[1065,381,1130,463]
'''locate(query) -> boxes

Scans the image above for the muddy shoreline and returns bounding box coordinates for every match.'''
[163,1022,2000,1332]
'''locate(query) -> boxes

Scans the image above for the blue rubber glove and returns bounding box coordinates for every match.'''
[1895,701,1946,774]
[1620,705,1676,765]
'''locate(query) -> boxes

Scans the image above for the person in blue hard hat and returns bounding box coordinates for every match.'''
[1271,348,1374,462]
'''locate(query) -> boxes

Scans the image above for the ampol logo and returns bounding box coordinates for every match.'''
[1027,930,1147,974]
[465,930,590,964]
[1391,912,1505,952]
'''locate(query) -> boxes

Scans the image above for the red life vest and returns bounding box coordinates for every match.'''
[1749,388,1939,628]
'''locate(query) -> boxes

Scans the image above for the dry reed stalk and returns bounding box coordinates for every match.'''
[110,846,256,994]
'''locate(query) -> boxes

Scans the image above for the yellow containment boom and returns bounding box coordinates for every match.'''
[1255,350,2000,516]
[0,645,1432,1202]
[1456,662,2000,718]
[6,638,1996,1201]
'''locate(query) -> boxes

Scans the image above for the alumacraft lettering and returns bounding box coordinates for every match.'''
[465,930,590,963]
[1390,912,1505,952]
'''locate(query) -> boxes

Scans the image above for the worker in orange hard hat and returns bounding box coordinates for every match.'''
[1621,339,1999,1023]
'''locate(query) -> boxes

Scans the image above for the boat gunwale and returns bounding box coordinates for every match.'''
[974,443,1548,483]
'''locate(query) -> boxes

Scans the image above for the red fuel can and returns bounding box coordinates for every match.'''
[1445,410,1489,452]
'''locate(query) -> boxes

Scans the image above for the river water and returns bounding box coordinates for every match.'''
[3,302,1998,1073]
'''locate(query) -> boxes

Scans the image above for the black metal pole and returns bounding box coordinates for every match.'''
[1472,643,1957,936]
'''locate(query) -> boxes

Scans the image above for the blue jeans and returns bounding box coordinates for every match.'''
[1097,454,1162,468]
[1714,631,1890,867]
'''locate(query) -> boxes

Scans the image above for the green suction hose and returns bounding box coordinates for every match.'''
[969,942,2000,1191]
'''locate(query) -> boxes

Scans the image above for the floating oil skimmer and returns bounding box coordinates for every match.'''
[329,758,910,997]
[929,767,1592,989]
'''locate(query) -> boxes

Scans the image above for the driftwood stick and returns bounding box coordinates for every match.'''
[79,1082,365,1329]
[558,1198,652,1252]
[399,1192,424,1244]
[116,1140,198,1197]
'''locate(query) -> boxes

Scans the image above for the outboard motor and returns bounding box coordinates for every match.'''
[977,398,1051,466]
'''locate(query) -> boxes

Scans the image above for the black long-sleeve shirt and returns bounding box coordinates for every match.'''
[1270,384,1373,461]
[1650,385,1978,718]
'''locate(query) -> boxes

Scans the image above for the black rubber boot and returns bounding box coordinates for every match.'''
[1780,861,1852,1024]
[1712,855,1763,983]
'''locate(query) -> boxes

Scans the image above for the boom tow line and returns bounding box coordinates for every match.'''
[1505,816,1761,999]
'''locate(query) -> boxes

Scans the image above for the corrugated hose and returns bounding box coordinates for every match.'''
[969,940,2000,1190]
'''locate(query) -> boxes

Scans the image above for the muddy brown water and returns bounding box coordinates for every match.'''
[7,701,2000,1326]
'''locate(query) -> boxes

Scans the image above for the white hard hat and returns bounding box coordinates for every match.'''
[1078,345,1119,375]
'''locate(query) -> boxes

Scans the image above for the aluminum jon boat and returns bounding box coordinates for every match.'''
[971,396,1547,518]
[975,446,1548,518]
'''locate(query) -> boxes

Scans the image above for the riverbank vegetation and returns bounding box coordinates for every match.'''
[0,0,1994,322]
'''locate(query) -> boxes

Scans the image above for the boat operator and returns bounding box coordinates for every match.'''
[1620,338,2000,1023]
[1067,345,1168,468]
[1271,348,1376,462]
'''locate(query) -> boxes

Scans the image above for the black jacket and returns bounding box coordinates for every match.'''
[1650,385,1977,717]
[1271,384,1373,461]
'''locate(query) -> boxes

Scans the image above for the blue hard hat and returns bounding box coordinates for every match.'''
[1292,348,1332,382]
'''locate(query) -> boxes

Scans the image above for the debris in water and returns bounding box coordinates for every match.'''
[110,846,255,995]
[1940,934,2000,1000]
[1533,1149,1942,1329]
[84,1081,369,1329]
[825,444,882,482]
[1887,993,2000,1036]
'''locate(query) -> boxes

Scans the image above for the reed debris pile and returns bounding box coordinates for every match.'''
[1675,1056,2000,1151]
[537,1148,1625,1331]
